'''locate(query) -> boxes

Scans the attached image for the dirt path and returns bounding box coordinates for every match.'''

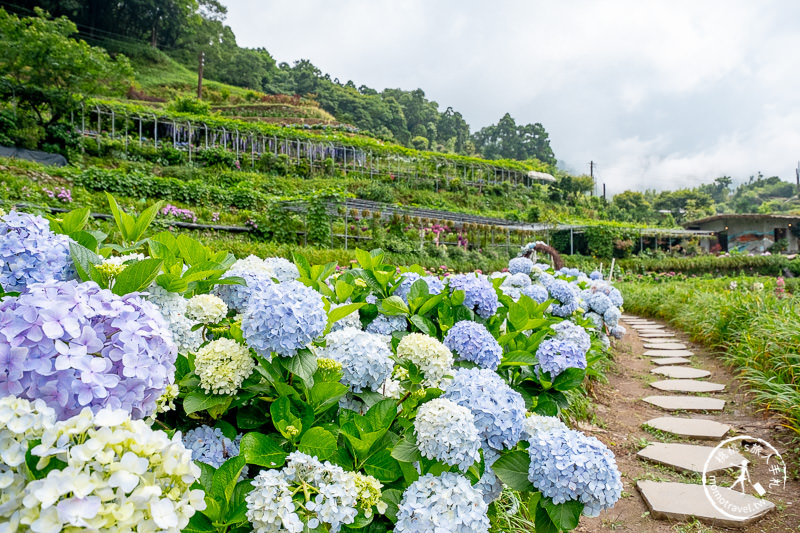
[573,317,800,533]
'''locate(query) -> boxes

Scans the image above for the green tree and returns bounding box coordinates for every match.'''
[472,113,556,164]
[0,8,132,133]
[610,191,653,222]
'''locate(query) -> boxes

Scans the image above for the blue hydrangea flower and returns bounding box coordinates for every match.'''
[522,283,549,304]
[585,312,603,329]
[443,321,502,370]
[242,280,327,357]
[604,306,621,327]
[443,368,526,450]
[394,272,422,302]
[475,449,504,504]
[527,427,622,517]
[584,291,613,316]
[0,279,176,420]
[541,277,579,317]
[556,267,583,278]
[535,339,587,379]
[610,325,626,339]
[0,211,73,292]
[414,398,481,471]
[319,327,394,392]
[551,321,591,356]
[508,257,534,275]
[396,472,490,533]
[590,270,603,280]
[395,272,446,302]
[365,313,407,335]
[447,274,499,319]
[215,255,276,311]
[183,425,243,468]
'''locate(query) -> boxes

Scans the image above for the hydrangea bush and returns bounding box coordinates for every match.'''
[0,204,627,533]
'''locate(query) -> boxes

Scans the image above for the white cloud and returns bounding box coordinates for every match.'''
[225,0,800,194]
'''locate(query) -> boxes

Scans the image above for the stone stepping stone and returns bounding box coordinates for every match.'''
[639,332,676,338]
[643,396,725,411]
[637,480,774,527]
[643,342,687,350]
[638,442,745,473]
[631,323,663,329]
[644,349,695,358]
[651,366,711,379]
[644,416,731,440]
[636,329,671,337]
[651,357,692,365]
[650,379,725,393]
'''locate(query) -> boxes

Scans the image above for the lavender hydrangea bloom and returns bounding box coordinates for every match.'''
[508,257,534,275]
[0,211,73,292]
[522,283,549,304]
[527,427,622,517]
[263,257,300,282]
[319,327,394,393]
[443,368,526,450]
[242,280,326,358]
[535,339,587,379]
[183,425,243,468]
[610,325,626,339]
[590,270,603,280]
[556,267,582,278]
[443,321,502,370]
[0,280,176,420]
[396,472,490,533]
[448,274,499,319]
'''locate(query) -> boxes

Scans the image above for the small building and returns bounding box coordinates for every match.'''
[683,214,800,253]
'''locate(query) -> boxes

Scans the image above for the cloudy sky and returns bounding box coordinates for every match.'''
[226,1,800,195]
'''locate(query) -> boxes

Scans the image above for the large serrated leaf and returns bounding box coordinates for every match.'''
[492,450,535,492]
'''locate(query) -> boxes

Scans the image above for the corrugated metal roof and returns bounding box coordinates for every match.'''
[684,213,800,227]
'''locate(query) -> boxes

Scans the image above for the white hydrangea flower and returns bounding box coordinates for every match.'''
[2,400,204,532]
[186,294,228,324]
[521,413,569,441]
[247,452,359,533]
[414,398,481,471]
[145,284,203,354]
[194,338,255,395]
[396,333,454,388]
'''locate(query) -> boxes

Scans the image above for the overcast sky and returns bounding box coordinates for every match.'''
[226,1,800,195]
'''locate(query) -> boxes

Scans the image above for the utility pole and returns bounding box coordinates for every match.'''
[197,52,205,100]
[796,161,799,192]
[589,161,595,196]
[602,183,606,201]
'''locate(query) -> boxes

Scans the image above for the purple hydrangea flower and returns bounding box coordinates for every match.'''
[0,211,73,292]
[0,280,177,420]
[443,321,502,370]
[448,274,499,319]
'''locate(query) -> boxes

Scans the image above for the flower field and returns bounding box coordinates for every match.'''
[620,276,800,435]
[0,197,627,532]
